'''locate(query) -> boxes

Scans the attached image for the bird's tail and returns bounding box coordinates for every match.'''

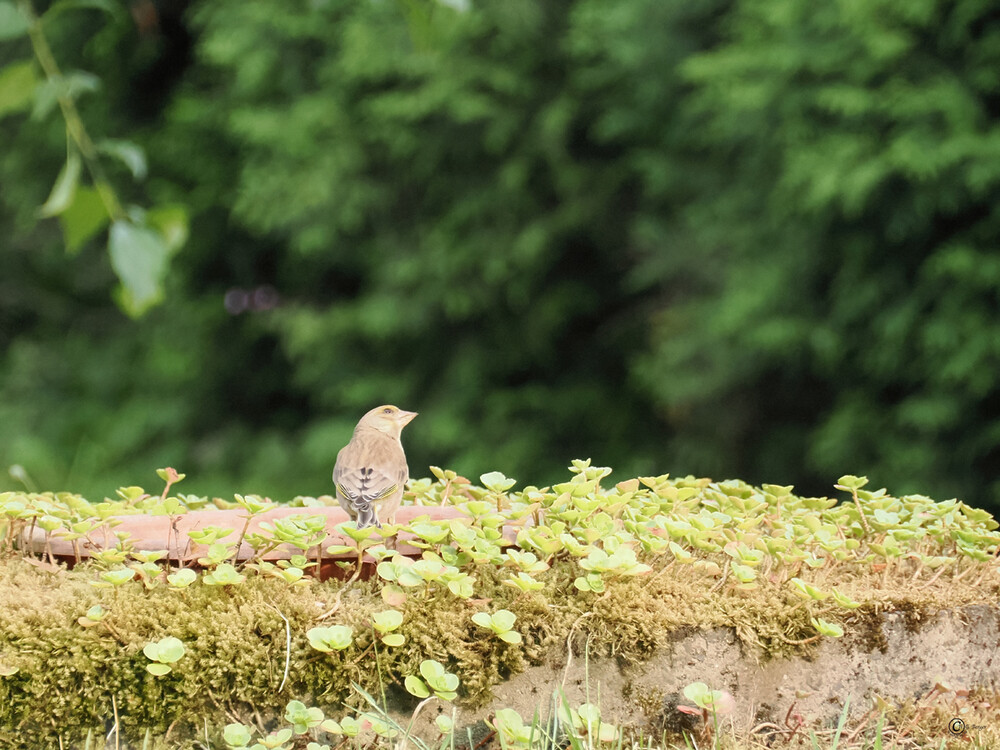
[355,503,382,529]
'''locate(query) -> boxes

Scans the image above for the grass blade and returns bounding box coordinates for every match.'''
[831,695,850,748]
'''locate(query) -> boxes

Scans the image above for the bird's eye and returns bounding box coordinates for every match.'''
[383,407,393,414]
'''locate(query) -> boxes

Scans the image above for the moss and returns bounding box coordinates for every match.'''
[846,608,890,655]
[893,599,928,635]
[3,542,996,748]
[622,678,668,733]
[2,467,999,748]
[0,560,329,746]
[651,689,702,743]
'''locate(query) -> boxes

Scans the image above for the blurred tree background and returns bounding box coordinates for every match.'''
[2,0,999,512]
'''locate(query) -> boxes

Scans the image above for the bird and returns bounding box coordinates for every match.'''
[333,405,417,528]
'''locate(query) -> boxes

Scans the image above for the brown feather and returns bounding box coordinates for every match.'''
[332,405,416,528]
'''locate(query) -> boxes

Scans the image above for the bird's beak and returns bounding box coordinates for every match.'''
[398,410,418,425]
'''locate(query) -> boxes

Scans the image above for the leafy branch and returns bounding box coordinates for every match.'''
[1,0,188,316]
[16,0,123,222]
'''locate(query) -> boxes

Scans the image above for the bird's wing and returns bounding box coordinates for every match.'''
[333,432,407,514]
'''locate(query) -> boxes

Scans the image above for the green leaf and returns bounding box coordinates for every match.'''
[730,561,757,583]
[339,522,378,543]
[836,475,869,491]
[381,633,405,647]
[338,716,360,737]
[471,612,492,629]
[371,609,403,633]
[144,636,185,664]
[306,625,353,652]
[404,674,430,698]
[203,542,230,563]
[498,630,522,644]
[31,71,100,120]
[260,728,294,747]
[223,724,253,747]
[202,562,245,586]
[108,219,169,316]
[480,471,516,492]
[188,526,232,545]
[380,584,406,606]
[504,571,544,592]
[38,150,81,218]
[145,663,171,676]
[324,544,354,555]
[37,514,62,532]
[0,2,29,40]
[445,572,474,598]
[438,673,459,692]
[84,604,106,621]
[492,609,516,631]
[682,681,726,710]
[318,719,342,735]
[273,566,305,585]
[0,60,38,119]
[97,139,147,180]
[284,700,324,734]
[419,659,446,682]
[407,521,450,543]
[412,558,447,581]
[146,204,189,253]
[811,617,845,638]
[156,637,186,662]
[597,722,620,743]
[831,588,861,609]
[234,494,274,514]
[157,467,177,482]
[100,568,135,586]
[58,186,109,253]
[116,486,147,501]
[578,703,602,724]
[435,715,454,734]
[167,568,197,588]
[789,577,829,601]
[490,709,530,744]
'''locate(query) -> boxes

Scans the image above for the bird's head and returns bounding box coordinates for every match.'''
[356,404,418,439]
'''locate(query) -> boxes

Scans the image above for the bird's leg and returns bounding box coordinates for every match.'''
[385,512,397,550]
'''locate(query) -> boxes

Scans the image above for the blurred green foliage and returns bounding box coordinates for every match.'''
[0,0,188,316]
[1,0,999,511]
